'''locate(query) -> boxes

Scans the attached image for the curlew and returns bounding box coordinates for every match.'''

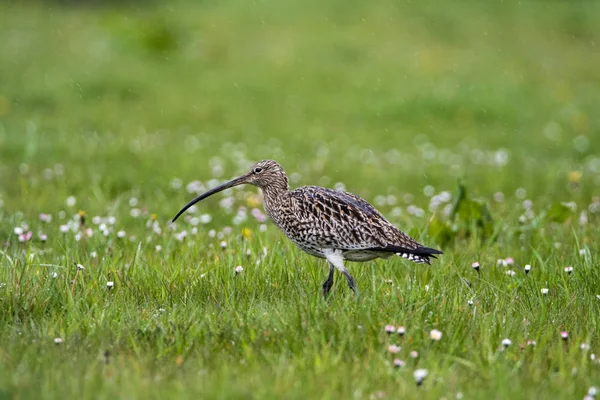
[172,160,442,298]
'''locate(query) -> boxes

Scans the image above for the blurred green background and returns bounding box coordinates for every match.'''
[1,2,600,399]
[1,0,599,215]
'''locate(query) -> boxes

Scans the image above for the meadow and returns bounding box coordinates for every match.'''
[1,0,600,398]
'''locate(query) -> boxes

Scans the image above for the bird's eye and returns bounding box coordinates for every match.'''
[253,167,263,174]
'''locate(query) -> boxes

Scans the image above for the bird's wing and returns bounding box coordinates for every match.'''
[289,186,421,251]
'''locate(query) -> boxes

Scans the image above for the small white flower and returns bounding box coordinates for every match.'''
[234,266,244,275]
[39,233,48,242]
[588,386,598,397]
[129,197,138,207]
[527,340,536,346]
[14,227,24,235]
[393,359,405,368]
[52,272,58,279]
[409,350,418,359]
[220,241,227,249]
[90,251,97,258]
[130,208,141,218]
[60,225,69,233]
[54,337,63,344]
[524,264,531,274]
[66,196,76,207]
[564,266,573,274]
[117,230,126,239]
[472,262,480,271]
[155,245,162,252]
[501,338,512,348]
[560,331,568,341]
[541,288,549,295]
[581,343,591,351]
[107,281,114,289]
[413,369,428,385]
[397,326,406,336]
[76,264,85,270]
[384,325,395,334]
[506,270,516,277]
[430,329,443,341]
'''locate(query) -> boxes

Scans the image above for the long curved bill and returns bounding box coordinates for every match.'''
[171,174,250,222]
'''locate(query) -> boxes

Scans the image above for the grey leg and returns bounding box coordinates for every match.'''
[340,269,359,296]
[322,262,335,299]
[324,249,359,297]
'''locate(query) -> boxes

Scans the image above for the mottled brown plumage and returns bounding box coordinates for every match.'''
[172,160,442,297]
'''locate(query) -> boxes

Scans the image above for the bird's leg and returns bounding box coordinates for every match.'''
[322,262,335,299]
[324,250,359,297]
[340,269,359,297]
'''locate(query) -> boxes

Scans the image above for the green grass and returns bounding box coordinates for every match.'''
[1,0,600,398]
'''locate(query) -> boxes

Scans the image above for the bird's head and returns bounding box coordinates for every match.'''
[171,159,288,222]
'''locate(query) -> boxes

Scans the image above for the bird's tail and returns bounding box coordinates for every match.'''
[372,245,443,265]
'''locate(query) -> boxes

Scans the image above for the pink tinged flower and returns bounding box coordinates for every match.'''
[527,340,536,346]
[505,257,514,265]
[234,266,244,275]
[501,338,512,348]
[409,350,418,359]
[524,264,531,274]
[413,369,428,386]
[430,329,442,341]
[18,231,33,243]
[60,225,69,233]
[397,326,406,336]
[560,331,568,341]
[472,262,480,272]
[393,359,405,368]
[385,325,396,334]
[564,266,573,275]
[39,213,52,222]
[39,233,48,242]
[387,345,401,354]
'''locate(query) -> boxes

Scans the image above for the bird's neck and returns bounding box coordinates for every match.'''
[261,184,290,224]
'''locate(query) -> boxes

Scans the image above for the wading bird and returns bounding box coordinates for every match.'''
[172,160,442,298]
